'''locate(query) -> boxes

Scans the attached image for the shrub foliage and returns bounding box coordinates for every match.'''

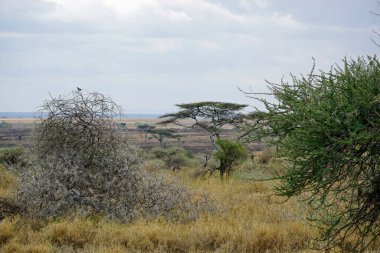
[0,148,24,166]
[150,147,190,170]
[213,138,248,178]
[246,56,380,251]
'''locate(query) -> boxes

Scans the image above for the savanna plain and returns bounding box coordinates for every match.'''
[0,117,378,253]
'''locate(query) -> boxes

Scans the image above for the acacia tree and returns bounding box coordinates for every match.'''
[243,56,380,252]
[160,102,248,177]
[136,123,156,143]
[148,128,181,148]
[159,102,247,149]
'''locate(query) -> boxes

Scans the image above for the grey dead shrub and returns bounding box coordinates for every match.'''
[17,90,212,222]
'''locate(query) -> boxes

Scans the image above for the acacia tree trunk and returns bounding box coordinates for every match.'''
[219,160,227,179]
[219,168,225,179]
[210,135,219,150]
[159,139,165,148]
[203,153,212,168]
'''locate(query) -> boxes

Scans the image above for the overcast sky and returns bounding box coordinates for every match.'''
[0,0,378,114]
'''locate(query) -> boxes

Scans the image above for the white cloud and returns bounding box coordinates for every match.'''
[270,12,306,30]
[0,0,377,112]
[31,0,261,31]
[42,0,201,24]
[121,38,183,53]
[238,0,270,10]
[0,32,25,38]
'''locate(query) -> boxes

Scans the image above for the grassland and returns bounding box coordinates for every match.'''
[0,118,264,153]
[2,119,378,253]
[0,152,324,253]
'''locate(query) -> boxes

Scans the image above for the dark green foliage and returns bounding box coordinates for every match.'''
[213,138,248,178]
[0,147,24,166]
[150,147,168,159]
[136,123,156,143]
[0,121,11,129]
[159,101,247,148]
[136,123,156,131]
[151,147,190,170]
[246,56,380,251]
[136,122,180,148]
[148,128,181,148]
[160,101,249,175]
[116,122,127,129]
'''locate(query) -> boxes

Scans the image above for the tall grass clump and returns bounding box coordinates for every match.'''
[17,90,210,222]
[0,148,24,167]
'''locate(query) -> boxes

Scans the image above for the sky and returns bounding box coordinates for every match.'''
[0,0,379,114]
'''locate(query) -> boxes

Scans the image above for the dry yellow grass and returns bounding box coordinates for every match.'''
[0,161,323,253]
[0,165,16,199]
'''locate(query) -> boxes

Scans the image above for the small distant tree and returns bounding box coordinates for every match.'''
[160,102,248,176]
[159,102,247,149]
[243,56,380,252]
[117,122,127,130]
[148,128,181,148]
[136,123,156,143]
[0,121,11,129]
[213,138,248,178]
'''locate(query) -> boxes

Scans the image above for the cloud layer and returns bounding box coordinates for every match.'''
[0,0,378,113]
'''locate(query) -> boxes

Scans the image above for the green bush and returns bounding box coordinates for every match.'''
[150,147,190,170]
[214,138,248,178]
[150,147,168,159]
[249,56,380,251]
[0,121,11,129]
[0,148,24,166]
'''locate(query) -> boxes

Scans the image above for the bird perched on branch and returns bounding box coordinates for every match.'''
[77,87,82,91]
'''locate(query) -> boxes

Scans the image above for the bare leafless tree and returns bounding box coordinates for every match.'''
[17,90,213,222]
[33,90,124,170]
[371,1,380,47]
